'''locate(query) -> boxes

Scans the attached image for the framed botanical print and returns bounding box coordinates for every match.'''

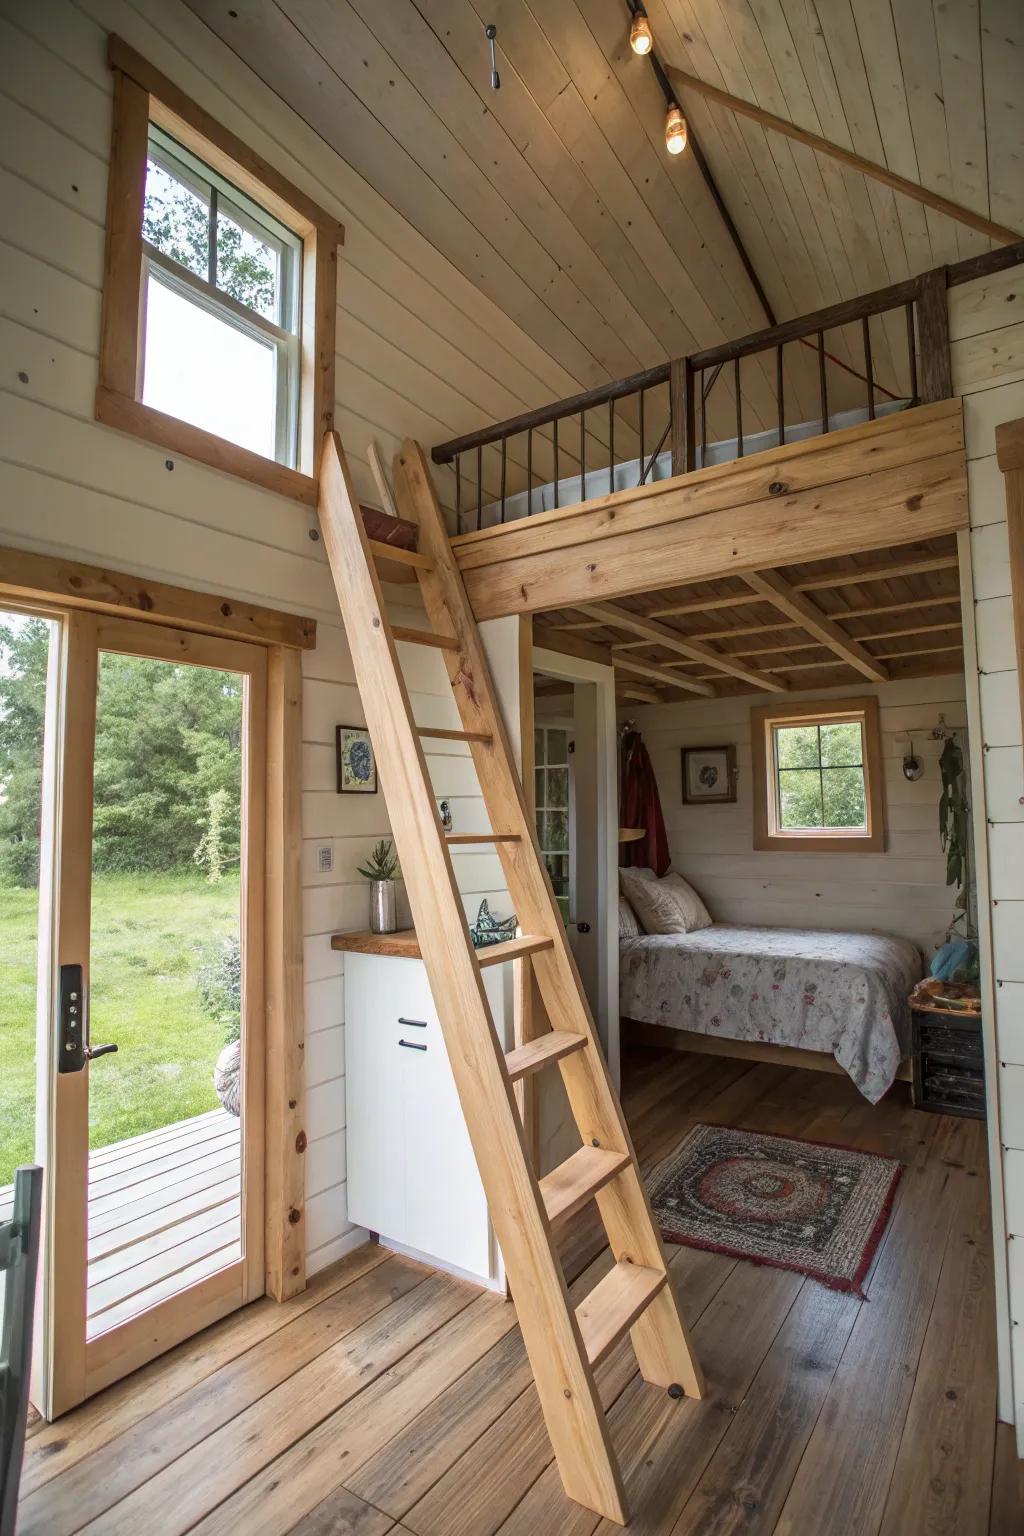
[681,744,737,804]
[336,725,377,794]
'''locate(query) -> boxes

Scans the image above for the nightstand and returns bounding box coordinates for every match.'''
[910,999,986,1119]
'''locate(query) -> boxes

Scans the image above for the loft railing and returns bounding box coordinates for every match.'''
[430,246,1022,534]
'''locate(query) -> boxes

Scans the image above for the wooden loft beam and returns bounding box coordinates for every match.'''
[618,684,661,704]
[579,600,787,693]
[827,594,962,620]
[664,63,1021,248]
[792,554,960,592]
[455,402,968,621]
[741,570,889,683]
[613,652,716,697]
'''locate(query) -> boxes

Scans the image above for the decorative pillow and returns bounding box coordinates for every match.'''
[618,897,641,939]
[472,898,517,948]
[619,868,711,936]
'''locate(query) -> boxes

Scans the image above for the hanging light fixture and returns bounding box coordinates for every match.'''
[629,8,654,54]
[664,102,688,155]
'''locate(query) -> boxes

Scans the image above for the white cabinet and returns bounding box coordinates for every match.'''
[345,952,508,1290]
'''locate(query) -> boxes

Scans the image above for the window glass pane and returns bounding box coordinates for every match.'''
[142,273,277,460]
[546,729,568,765]
[820,720,863,768]
[546,809,569,851]
[775,724,819,769]
[822,766,867,828]
[778,769,823,829]
[534,728,545,766]
[144,158,209,283]
[546,766,568,808]
[216,204,280,322]
[534,769,544,808]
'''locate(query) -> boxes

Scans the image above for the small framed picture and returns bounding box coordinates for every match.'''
[336,725,377,794]
[681,745,737,804]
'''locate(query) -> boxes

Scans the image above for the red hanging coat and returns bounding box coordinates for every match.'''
[619,731,670,877]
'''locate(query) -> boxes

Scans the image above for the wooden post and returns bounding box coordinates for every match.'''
[995,418,1024,742]
[917,268,953,403]
[264,646,306,1301]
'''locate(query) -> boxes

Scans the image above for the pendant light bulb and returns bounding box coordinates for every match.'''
[629,12,654,54]
[665,103,688,155]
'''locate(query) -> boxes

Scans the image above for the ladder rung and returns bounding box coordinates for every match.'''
[417,727,493,744]
[446,832,520,844]
[576,1261,667,1368]
[505,1030,587,1083]
[366,539,433,571]
[393,625,459,652]
[475,935,554,968]
[539,1147,631,1226]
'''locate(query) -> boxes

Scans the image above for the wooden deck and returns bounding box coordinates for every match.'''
[2,1108,241,1339]
[17,1050,1023,1535]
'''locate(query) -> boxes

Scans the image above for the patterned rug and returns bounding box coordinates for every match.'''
[648,1123,902,1295]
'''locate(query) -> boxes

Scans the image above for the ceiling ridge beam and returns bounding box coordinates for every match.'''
[663,63,1021,247]
[741,570,889,683]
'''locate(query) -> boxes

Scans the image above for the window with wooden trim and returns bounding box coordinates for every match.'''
[750,697,885,853]
[97,36,344,504]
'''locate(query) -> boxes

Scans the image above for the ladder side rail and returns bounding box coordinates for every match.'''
[318,433,627,1522]
[393,440,705,1398]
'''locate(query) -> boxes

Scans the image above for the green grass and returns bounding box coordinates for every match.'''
[0,871,240,1186]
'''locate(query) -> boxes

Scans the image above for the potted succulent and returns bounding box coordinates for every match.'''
[359,838,401,934]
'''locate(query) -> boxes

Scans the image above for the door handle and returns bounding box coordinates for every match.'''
[398,1039,427,1051]
[58,963,118,1071]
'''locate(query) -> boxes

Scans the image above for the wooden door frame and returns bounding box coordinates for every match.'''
[0,547,310,1413]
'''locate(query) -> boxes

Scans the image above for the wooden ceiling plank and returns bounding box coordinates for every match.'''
[741,568,889,682]
[792,553,959,591]
[613,651,717,697]
[697,0,902,391]
[579,599,788,693]
[822,593,962,620]
[188,0,613,396]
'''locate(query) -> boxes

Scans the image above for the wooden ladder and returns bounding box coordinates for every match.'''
[318,433,704,1525]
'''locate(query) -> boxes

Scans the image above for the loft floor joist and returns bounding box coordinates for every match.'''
[536,530,964,704]
[450,400,967,621]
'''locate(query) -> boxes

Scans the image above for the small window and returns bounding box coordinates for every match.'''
[142,126,303,466]
[751,698,884,852]
[97,37,344,501]
[535,725,572,923]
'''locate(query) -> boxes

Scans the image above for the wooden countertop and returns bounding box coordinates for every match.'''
[331,929,421,958]
[331,929,554,968]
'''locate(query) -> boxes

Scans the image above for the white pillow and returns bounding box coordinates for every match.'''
[618,897,641,939]
[619,868,711,936]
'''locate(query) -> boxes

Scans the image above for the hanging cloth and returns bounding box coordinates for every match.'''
[619,729,670,876]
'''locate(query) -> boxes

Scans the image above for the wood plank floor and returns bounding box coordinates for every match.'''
[3,1108,241,1338]
[18,1048,1022,1535]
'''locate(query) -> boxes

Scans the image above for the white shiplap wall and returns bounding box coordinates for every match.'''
[0,0,543,1274]
[621,674,967,959]
[950,263,1024,1439]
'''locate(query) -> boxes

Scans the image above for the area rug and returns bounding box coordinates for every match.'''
[648,1123,901,1295]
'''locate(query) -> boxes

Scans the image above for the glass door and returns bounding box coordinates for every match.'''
[40,615,266,1415]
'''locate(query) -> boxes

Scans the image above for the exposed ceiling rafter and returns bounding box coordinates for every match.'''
[578,599,788,693]
[741,570,889,683]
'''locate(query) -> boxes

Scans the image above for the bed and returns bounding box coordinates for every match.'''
[619,924,921,1103]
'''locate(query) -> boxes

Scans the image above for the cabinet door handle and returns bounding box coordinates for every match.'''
[399,1039,427,1051]
[397,1017,428,1028]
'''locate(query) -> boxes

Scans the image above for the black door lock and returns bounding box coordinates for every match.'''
[58,964,118,1073]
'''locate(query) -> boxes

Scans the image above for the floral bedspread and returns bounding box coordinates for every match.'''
[620,924,921,1103]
